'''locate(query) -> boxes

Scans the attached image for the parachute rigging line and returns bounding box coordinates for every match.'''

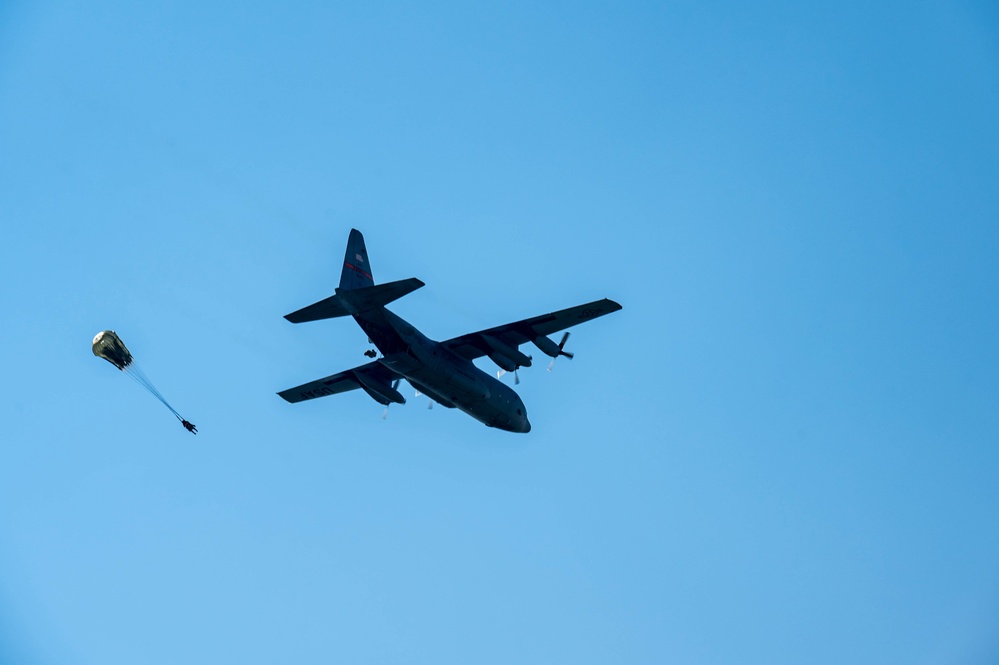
[122,362,183,421]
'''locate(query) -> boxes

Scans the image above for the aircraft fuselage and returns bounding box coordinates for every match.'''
[354,307,531,433]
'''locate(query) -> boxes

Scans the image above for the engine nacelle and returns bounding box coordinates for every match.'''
[353,371,405,405]
[487,351,518,372]
[531,334,561,358]
[482,334,532,368]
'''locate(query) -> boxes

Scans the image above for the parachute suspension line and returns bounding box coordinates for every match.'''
[122,361,184,421]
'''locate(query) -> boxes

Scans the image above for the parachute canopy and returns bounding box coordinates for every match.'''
[92,330,133,370]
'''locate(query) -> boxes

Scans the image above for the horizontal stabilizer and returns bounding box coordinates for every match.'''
[337,278,424,314]
[284,294,351,323]
[285,278,425,323]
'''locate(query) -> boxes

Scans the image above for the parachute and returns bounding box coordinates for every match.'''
[92,330,197,434]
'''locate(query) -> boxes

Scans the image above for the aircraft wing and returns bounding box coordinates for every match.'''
[442,298,622,362]
[278,360,404,405]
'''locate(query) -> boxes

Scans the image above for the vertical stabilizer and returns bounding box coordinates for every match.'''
[339,228,374,291]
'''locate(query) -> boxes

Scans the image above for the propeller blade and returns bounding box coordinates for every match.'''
[499,368,521,384]
[547,333,573,372]
[380,380,403,418]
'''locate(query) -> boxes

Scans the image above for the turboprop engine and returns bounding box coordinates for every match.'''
[482,334,532,372]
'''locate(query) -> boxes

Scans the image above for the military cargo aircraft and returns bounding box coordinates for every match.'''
[278,229,621,433]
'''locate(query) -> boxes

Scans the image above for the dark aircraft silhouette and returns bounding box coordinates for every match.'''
[277,229,621,432]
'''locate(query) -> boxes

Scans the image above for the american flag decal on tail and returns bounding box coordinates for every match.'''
[339,229,376,291]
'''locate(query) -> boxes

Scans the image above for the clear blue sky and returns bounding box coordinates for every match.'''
[2,2,998,663]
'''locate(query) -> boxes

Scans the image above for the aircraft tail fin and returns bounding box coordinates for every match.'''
[340,228,374,291]
[284,229,424,323]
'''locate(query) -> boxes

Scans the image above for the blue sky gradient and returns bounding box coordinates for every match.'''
[2,2,999,663]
